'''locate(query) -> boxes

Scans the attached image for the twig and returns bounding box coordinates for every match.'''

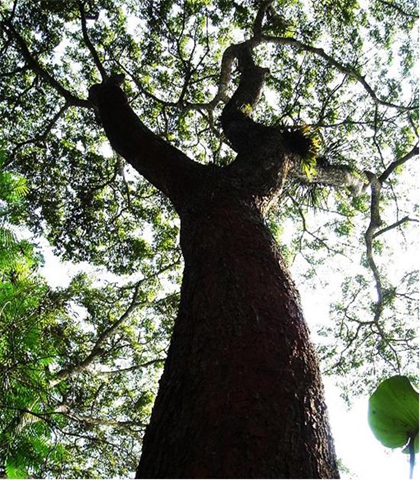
[373,216,418,239]
[260,35,416,112]
[10,102,70,161]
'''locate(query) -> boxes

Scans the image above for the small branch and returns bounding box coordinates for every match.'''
[376,0,417,19]
[95,358,166,377]
[373,216,418,239]
[363,144,419,310]
[50,406,147,430]
[364,175,384,319]
[53,281,145,383]
[260,35,416,112]
[77,0,107,81]
[379,144,419,183]
[1,405,121,446]
[2,20,91,108]
[112,54,227,114]
[292,198,350,259]
[52,261,180,384]
[316,74,349,125]
[10,102,70,160]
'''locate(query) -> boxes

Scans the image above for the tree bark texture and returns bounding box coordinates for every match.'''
[90,52,340,478]
[136,180,339,478]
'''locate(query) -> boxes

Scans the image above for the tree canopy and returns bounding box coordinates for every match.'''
[0,0,418,477]
[1,148,176,477]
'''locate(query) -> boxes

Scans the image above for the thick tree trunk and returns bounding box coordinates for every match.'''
[89,24,339,478]
[136,177,338,478]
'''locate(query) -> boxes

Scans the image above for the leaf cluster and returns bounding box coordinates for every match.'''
[0,157,179,477]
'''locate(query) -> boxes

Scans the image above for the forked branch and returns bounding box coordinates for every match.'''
[364,144,418,324]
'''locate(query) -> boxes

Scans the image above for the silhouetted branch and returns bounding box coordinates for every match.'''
[10,102,70,160]
[260,35,416,112]
[53,281,145,383]
[1,20,91,108]
[52,260,180,384]
[379,144,419,183]
[77,0,107,81]
[363,143,418,328]
[373,216,419,239]
[95,358,166,377]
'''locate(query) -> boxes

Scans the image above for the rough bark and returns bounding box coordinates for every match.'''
[135,176,339,478]
[89,32,339,478]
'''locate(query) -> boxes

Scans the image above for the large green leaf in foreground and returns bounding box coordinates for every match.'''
[368,375,419,452]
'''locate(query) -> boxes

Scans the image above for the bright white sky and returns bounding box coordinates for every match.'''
[327,379,414,480]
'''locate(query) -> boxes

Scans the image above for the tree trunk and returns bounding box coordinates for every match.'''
[89,33,339,479]
[136,174,338,478]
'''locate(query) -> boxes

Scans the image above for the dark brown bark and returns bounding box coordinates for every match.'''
[88,80,206,212]
[135,178,339,478]
[90,30,339,478]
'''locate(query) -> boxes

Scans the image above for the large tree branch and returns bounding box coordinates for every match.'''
[123,0,415,126]
[218,2,275,151]
[290,162,369,195]
[0,404,127,447]
[112,3,271,144]
[253,0,274,38]
[77,0,107,81]
[216,0,416,204]
[220,41,270,152]
[0,403,68,436]
[88,77,206,210]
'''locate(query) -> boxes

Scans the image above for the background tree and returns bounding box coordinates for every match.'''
[0,0,418,477]
[0,150,175,477]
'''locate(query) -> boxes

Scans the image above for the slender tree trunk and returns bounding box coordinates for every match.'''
[135,168,339,478]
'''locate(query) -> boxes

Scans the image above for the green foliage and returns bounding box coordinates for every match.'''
[0,233,175,476]
[282,125,321,178]
[368,375,419,478]
[0,149,178,477]
[368,375,419,451]
[0,0,418,475]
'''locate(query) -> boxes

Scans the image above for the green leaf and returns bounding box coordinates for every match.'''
[5,459,28,479]
[368,375,419,452]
